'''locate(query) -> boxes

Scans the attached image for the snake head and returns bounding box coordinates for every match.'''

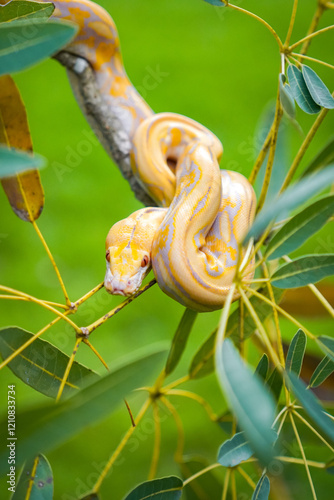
[104,208,165,296]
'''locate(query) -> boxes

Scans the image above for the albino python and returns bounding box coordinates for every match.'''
[47,0,256,312]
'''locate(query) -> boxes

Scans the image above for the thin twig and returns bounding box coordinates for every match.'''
[56,337,83,402]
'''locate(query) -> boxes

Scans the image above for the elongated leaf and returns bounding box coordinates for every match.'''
[266,195,334,260]
[302,137,334,177]
[0,18,77,76]
[279,73,295,119]
[0,147,45,176]
[302,65,334,109]
[216,339,276,464]
[0,1,54,23]
[124,476,183,500]
[189,288,283,379]
[217,432,253,467]
[252,475,270,500]
[266,367,283,403]
[12,454,53,500]
[286,371,334,442]
[286,329,306,377]
[317,336,334,362]
[180,456,222,500]
[165,309,197,375]
[246,165,334,242]
[255,354,269,381]
[309,356,334,388]
[287,65,321,114]
[272,254,334,289]
[0,327,99,398]
[202,0,225,6]
[0,347,166,474]
[0,75,44,221]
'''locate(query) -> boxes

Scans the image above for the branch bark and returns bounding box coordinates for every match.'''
[54,51,156,207]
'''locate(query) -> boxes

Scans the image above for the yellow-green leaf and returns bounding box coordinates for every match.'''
[12,454,53,500]
[0,1,54,23]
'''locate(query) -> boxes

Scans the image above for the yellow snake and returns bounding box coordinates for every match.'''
[48,0,256,312]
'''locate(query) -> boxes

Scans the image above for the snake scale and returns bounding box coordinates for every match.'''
[47,0,256,312]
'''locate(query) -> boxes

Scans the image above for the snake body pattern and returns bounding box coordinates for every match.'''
[47,0,256,312]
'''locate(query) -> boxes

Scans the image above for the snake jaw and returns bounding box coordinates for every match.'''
[104,260,149,296]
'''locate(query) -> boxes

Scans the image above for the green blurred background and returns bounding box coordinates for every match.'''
[0,0,333,498]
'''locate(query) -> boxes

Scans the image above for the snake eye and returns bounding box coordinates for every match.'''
[141,255,149,268]
[106,250,110,262]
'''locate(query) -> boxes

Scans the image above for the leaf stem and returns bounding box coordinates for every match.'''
[289,24,334,51]
[248,122,274,185]
[82,338,109,371]
[160,396,185,463]
[167,389,217,421]
[238,466,256,488]
[290,52,334,70]
[148,402,161,479]
[284,0,299,48]
[183,463,221,487]
[280,104,331,191]
[81,279,156,335]
[293,410,334,452]
[32,220,71,306]
[56,337,83,402]
[161,374,191,392]
[222,467,231,500]
[297,2,326,57]
[289,413,318,500]
[0,294,68,309]
[92,398,151,493]
[277,456,326,468]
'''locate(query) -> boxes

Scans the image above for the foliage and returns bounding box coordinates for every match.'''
[0,1,334,499]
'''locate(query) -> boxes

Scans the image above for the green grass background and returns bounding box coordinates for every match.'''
[0,0,333,498]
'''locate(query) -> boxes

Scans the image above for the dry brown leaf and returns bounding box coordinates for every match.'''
[0,75,44,221]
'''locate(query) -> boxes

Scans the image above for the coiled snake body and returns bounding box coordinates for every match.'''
[49,0,256,312]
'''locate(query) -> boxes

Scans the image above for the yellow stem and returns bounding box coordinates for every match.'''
[284,0,299,47]
[0,295,68,309]
[222,2,284,51]
[222,468,231,500]
[290,413,318,500]
[290,52,334,70]
[280,105,331,191]
[32,220,71,306]
[148,402,161,480]
[92,398,151,493]
[82,339,109,371]
[56,337,83,402]
[256,86,283,213]
[161,374,190,392]
[293,410,334,453]
[290,24,334,51]
[277,456,325,468]
[298,2,325,57]
[238,466,256,489]
[244,285,316,340]
[160,396,184,463]
[238,286,281,367]
[248,122,274,185]
[82,279,156,335]
[182,463,221,487]
[167,389,217,421]
[231,470,237,500]
[74,282,104,307]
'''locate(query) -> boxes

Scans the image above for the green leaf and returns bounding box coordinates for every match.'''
[123,476,183,500]
[0,347,166,474]
[255,354,269,381]
[165,309,197,375]
[279,73,296,119]
[286,371,334,442]
[0,147,45,177]
[0,327,99,398]
[189,288,283,379]
[202,0,225,6]
[271,254,334,289]
[317,336,334,362]
[246,164,334,242]
[309,356,334,388]
[302,65,334,109]
[302,137,334,177]
[325,457,334,475]
[266,195,334,260]
[12,454,53,500]
[286,329,306,377]
[216,339,276,465]
[287,64,321,114]
[252,475,270,500]
[217,432,253,467]
[0,1,54,23]
[180,456,222,500]
[266,367,283,403]
[79,495,100,500]
[0,18,78,76]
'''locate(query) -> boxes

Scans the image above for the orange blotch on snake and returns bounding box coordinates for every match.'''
[68,7,90,30]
